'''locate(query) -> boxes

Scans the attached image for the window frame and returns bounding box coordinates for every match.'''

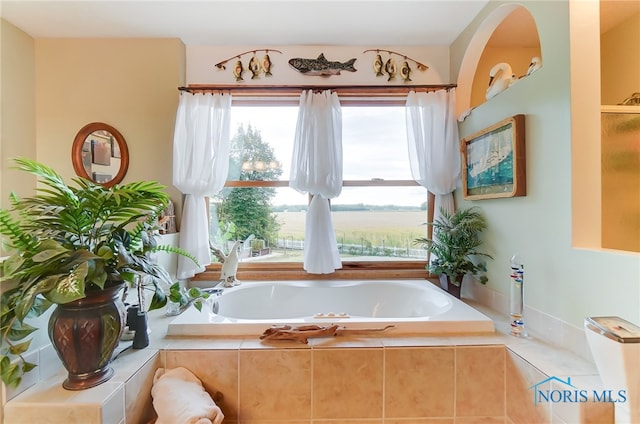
[197,93,436,282]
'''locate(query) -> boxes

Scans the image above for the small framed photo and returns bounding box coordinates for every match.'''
[461,114,526,200]
[82,141,92,173]
[91,139,111,166]
[111,137,121,158]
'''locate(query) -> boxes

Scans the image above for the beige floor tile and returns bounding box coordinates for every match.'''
[385,347,455,418]
[239,349,312,420]
[455,346,505,417]
[313,348,384,419]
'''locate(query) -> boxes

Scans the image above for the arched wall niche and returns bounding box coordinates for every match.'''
[456,4,542,117]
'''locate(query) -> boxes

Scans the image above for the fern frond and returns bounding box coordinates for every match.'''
[0,210,38,251]
[152,244,199,266]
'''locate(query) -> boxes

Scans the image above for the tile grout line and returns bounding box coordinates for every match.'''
[453,345,458,420]
[236,349,241,423]
[381,346,386,422]
[310,346,314,422]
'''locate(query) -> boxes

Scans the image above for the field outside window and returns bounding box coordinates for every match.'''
[208,104,429,267]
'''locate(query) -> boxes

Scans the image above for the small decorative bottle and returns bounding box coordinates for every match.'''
[510,254,527,337]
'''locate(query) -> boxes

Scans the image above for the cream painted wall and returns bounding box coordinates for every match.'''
[34,38,186,222]
[0,18,37,421]
[0,37,186,408]
[187,45,450,85]
[452,1,640,328]
[601,12,640,105]
[0,19,36,231]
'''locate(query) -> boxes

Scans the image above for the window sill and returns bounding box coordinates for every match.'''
[191,261,429,282]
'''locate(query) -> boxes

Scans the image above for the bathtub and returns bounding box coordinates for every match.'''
[166,279,494,337]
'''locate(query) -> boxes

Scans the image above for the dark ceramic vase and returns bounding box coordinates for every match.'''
[48,284,126,390]
[439,274,464,299]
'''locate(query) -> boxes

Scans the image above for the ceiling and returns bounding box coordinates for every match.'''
[0,0,489,46]
[1,1,637,48]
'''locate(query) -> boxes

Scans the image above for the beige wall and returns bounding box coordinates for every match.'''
[0,34,186,414]
[0,19,36,230]
[601,12,640,105]
[452,1,640,328]
[34,38,186,221]
[0,18,36,421]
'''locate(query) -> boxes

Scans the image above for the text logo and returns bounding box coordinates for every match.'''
[528,376,627,405]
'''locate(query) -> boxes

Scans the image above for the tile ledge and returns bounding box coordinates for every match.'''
[468,300,600,379]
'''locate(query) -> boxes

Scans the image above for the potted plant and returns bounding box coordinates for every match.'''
[414,206,493,298]
[166,282,211,315]
[0,158,196,390]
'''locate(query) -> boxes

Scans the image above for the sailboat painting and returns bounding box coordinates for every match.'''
[461,114,526,200]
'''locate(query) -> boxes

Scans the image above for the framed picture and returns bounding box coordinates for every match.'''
[91,139,111,166]
[461,114,526,200]
[81,141,92,174]
[111,137,121,158]
[92,172,112,184]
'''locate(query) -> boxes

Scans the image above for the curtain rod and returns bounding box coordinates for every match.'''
[178,84,456,97]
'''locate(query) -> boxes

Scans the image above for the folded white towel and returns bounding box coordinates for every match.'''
[151,367,224,424]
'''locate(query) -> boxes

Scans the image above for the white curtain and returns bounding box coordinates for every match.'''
[290,90,343,274]
[405,89,460,222]
[173,92,232,279]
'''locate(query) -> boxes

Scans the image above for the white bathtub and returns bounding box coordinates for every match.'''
[167,279,494,337]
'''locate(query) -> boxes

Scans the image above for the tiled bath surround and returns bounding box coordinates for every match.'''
[2,282,613,423]
[4,328,613,422]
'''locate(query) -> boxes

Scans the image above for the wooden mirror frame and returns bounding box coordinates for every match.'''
[71,122,129,188]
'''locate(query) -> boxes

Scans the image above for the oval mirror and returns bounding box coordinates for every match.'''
[71,122,129,188]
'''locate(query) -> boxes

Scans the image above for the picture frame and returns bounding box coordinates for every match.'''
[111,137,121,158]
[91,139,111,166]
[461,114,526,200]
[81,141,92,174]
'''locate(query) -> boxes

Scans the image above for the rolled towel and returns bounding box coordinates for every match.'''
[151,367,224,424]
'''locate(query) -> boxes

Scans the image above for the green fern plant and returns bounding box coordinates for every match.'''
[0,157,197,388]
[414,206,493,285]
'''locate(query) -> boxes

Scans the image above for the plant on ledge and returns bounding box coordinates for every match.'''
[0,158,196,389]
[414,206,493,298]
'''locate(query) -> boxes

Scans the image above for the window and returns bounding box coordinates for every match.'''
[201,97,430,281]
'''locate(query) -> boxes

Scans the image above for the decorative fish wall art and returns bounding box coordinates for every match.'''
[215,49,282,81]
[363,49,429,83]
[215,49,426,82]
[288,53,357,76]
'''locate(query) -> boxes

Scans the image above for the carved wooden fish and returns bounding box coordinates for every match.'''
[400,60,412,82]
[373,54,384,77]
[233,60,244,81]
[384,58,397,81]
[249,55,260,79]
[288,53,357,76]
[262,53,272,76]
